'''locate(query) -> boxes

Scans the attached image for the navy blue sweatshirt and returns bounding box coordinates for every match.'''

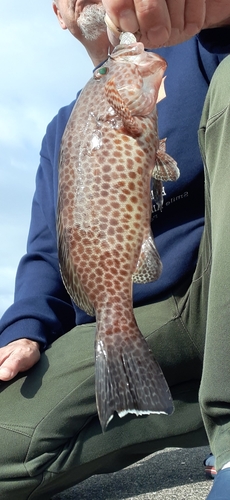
[0,29,229,349]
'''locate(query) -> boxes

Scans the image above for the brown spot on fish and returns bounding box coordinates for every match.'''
[110,218,119,226]
[102,165,111,173]
[114,151,122,158]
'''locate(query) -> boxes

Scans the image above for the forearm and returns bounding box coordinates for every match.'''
[0,127,76,349]
[0,239,76,349]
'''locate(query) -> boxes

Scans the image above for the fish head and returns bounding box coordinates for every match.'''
[94,42,167,116]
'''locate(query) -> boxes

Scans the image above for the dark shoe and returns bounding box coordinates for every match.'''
[206,468,230,499]
[204,452,217,479]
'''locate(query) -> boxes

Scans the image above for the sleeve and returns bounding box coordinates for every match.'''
[0,109,76,350]
[198,27,230,54]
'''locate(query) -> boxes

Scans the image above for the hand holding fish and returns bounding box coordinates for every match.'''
[0,339,40,381]
[103,0,230,48]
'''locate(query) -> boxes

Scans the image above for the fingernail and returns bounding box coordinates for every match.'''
[120,9,139,34]
[104,13,121,35]
[107,27,120,47]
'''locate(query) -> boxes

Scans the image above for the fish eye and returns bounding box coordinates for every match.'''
[94,66,109,80]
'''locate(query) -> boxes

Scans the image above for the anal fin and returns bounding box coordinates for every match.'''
[132,231,162,284]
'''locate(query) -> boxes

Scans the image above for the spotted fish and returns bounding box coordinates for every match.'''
[57,38,179,431]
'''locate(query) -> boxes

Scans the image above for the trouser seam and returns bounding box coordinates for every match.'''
[174,295,204,361]
[205,104,229,129]
[27,475,45,500]
[24,372,95,475]
[0,424,33,438]
[144,317,175,340]
[180,315,203,360]
[192,252,212,283]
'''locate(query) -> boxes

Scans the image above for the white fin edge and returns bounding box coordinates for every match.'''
[118,409,169,418]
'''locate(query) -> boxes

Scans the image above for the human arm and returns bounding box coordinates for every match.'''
[103,0,230,48]
[0,103,77,380]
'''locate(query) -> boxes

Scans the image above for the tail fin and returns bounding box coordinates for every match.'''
[95,328,174,432]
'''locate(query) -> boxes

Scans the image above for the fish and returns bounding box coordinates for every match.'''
[57,37,179,432]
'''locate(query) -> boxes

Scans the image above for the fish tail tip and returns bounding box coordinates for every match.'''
[95,332,173,432]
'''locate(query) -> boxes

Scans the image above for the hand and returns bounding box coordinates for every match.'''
[0,339,40,381]
[102,0,230,48]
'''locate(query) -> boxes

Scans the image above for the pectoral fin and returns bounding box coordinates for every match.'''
[153,138,180,181]
[105,78,142,137]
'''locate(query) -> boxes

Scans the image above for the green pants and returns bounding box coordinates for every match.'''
[198,54,230,472]
[0,55,229,499]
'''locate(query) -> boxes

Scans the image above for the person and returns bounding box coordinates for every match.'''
[0,1,229,498]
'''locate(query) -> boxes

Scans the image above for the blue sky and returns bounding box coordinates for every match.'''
[0,1,93,316]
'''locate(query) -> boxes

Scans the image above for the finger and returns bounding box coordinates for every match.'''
[183,0,206,37]
[0,352,40,381]
[131,0,171,47]
[164,0,187,42]
[102,0,140,34]
[0,341,40,381]
[103,0,171,48]
[0,357,22,381]
[0,366,14,381]
[203,0,230,29]
[104,13,121,46]
[165,0,206,45]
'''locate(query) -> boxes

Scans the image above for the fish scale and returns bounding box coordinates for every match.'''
[57,37,179,431]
